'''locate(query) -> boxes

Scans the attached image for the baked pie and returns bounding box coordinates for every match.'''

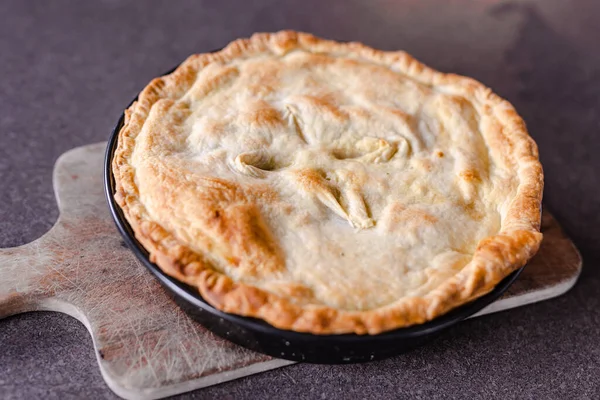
[112,31,543,335]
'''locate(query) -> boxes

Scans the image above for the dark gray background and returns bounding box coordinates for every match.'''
[1,0,599,399]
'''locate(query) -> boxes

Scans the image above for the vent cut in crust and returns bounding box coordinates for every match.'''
[112,31,543,335]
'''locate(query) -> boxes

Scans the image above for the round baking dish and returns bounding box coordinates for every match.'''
[104,67,524,364]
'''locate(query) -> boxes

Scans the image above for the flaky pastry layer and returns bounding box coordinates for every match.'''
[112,31,543,334]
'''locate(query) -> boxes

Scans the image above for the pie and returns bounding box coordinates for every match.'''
[112,31,543,335]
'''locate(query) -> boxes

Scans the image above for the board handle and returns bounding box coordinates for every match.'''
[0,235,56,318]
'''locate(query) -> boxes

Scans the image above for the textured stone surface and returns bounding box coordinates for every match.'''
[1,0,599,399]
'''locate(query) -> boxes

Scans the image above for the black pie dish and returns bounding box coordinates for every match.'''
[104,68,524,365]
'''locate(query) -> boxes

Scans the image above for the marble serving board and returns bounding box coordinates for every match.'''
[0,143,582,400]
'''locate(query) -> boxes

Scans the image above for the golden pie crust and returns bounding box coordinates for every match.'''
[112,31,543,335]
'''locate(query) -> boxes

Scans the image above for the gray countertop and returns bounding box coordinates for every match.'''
[1,0,599,398]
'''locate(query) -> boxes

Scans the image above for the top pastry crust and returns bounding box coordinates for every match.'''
[112,31,543,335]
